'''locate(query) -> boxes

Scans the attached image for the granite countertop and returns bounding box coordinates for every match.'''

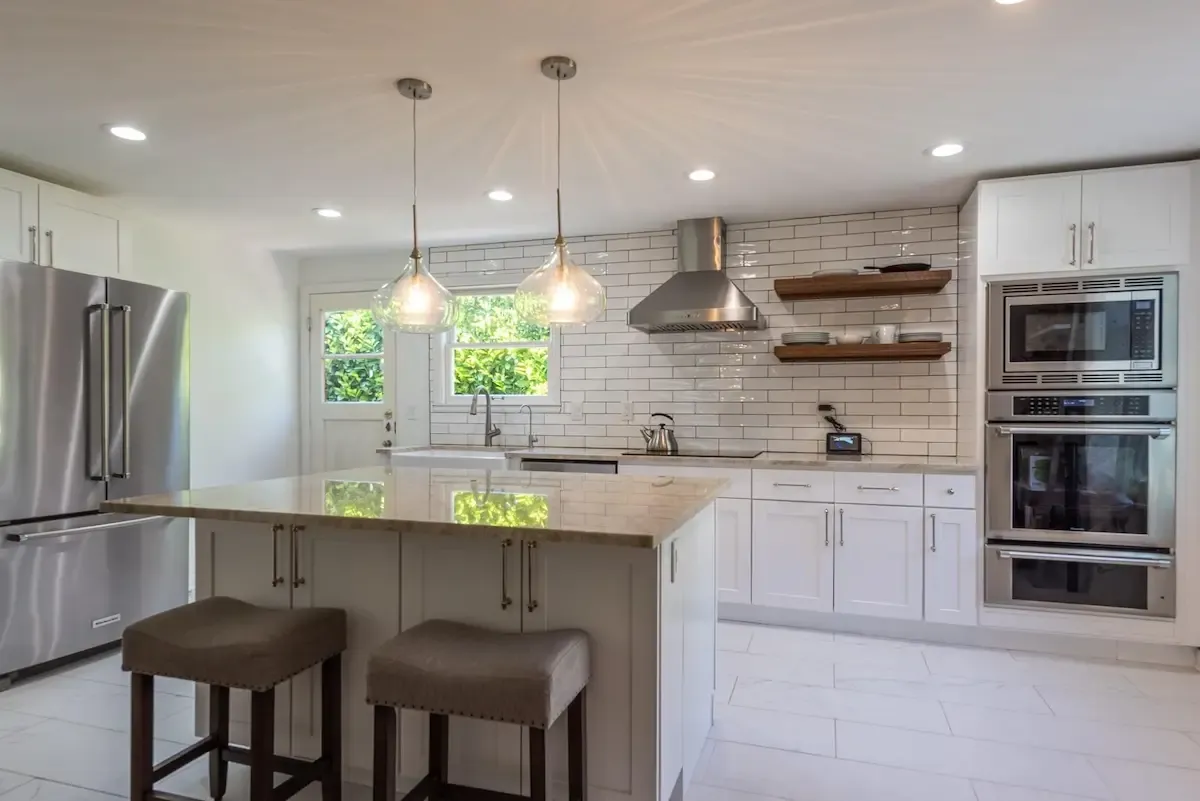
[100,466,726,549]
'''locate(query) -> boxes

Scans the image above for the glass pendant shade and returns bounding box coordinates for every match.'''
[515,243,606,326]
[371,253,455,333]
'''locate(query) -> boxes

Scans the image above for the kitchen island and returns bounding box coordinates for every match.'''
[102,466,724,801]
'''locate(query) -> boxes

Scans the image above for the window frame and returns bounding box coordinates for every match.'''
[434,287,560,408]
[321,308,387,405]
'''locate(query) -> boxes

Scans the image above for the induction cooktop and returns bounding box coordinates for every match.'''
[620,448,764,459]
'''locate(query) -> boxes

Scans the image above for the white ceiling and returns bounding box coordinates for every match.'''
[1,0,1198,253]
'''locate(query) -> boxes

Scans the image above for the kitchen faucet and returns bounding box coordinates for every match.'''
[469,386,502,446]
[519,404,539,449]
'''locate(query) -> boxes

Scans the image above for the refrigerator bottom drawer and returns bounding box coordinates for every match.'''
[0,516,188,676]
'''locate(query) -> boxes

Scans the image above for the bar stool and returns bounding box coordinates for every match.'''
[368,620,590,801]
[122,596,348,801]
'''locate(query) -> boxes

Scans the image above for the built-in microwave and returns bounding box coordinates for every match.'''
[988,273,1177,389]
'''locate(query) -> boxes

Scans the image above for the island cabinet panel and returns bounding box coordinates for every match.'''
[678,508,717,788]
[289,526,402,777]
[834,504,925,620]
[658,541,684,801]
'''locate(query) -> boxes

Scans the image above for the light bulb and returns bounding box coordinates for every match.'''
[515,243,606,326]
[371,254,455,333]
[550,277,578,313]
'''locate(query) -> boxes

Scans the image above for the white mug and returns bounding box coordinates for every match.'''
[874,324,897,344]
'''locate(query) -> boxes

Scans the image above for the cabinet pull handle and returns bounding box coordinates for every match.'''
[670,541,678,583]
[271,524,285,587]
[45,230,54,267]
[774,482,812,489]
[526,541,539,612]
[28,226,37,261]
[500,539,513,610]
[291,525,306,588]
[838,508,844,546]
[1087,222,1096,265]
[1069,223,1078,265]
[930,513,937,553]
[857,485,898,492]
[824,508,830,546]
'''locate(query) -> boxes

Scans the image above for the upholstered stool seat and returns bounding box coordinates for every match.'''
[369,620,591,801]
[124,596,347,801]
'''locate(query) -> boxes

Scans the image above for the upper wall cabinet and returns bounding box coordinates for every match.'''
[977,163,1192,276]
[0,167,131,277]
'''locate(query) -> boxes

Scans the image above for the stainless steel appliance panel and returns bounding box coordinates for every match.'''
[984,543,1174,618]
[987,389,1177,423]
[519,459,618,473]
[986,421,1175,548]
[0,261,108,523]
[0,514,189,675]
[106,279,190,499]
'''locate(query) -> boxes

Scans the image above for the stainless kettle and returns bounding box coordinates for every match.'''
[641,413,679,454]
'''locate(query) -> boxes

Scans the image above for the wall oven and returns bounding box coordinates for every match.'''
[988,273,1177,388]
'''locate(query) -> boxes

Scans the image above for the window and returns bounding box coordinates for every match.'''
[323,309,384,403]
[441,291,557,403]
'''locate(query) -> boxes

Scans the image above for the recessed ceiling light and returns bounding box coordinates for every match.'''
[488,189,514,201]
[929,143,965,158]
[313,208,342,218]
[106,124,146,141]
[689,168,716,182]
[995,0,1027,5]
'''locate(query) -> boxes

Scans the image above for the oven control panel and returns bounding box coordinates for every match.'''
[1013,395,1150,416]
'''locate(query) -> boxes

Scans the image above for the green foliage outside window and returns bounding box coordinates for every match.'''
[324,481,386,518]
[452,491,550,529]
[452,294,551,397]
[324,310,385,403]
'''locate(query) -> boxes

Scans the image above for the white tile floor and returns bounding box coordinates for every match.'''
[1,623,1199,801]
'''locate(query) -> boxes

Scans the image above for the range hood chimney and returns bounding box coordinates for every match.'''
[627,217,765,333]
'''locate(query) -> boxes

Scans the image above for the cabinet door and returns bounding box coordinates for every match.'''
[659,539,684,801]
[400,535,523,793]
[978,175,1082,275]
[678,508,717,788]
[716,498,752,605]
[924,508,978,626]
[0,169,39,262]
[37,183,130,275]
[195,522,293,750]
[751,501,833,612]
[290,525,401,775]
[1081,165,1191,270]
[835,505,924,620]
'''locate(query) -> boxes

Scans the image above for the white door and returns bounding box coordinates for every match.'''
[835,504,924,620]
[36,183,129,275]
[399,534,523,793]
[0,168,39,262]
[1081,165,1191,270]
[751,500,833,612]
[978,175,1082,275]
[923,508,978,626]
[716,498,752,605]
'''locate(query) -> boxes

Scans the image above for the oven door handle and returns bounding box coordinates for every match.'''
[992,425,1174,439]
[996,548,1174,569]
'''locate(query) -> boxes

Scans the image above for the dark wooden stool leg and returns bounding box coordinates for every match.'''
[209,685,230,801]
[429,713,449,795]
[568,688,588,801]
[529,727,547,801]
[321,654,343,801]
[373,706,396,801]
[250,688,276,801]
[131,673,155,801]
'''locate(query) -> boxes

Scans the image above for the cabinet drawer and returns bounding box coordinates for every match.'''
[834,472,924,506]
[924,474,976,509]
[619,464,751,498]
[753,470,835,502]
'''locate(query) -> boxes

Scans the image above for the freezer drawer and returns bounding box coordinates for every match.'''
[0,513,188,676]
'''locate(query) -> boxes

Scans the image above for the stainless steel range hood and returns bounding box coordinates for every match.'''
[627,217,765,333]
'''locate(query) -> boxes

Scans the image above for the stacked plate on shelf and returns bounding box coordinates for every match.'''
[897,331,944,343]
[781,331,832,345]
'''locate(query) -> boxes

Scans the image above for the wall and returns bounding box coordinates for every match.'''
[131,216,300,487]
[411,207,961,458]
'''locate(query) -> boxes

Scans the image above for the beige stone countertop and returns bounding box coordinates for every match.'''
[101,466,726,549]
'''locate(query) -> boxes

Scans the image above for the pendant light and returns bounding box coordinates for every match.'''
[371,78,455,334]
[515,56,606,326]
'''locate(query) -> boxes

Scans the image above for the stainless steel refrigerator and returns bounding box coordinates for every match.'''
[0,259,189,679]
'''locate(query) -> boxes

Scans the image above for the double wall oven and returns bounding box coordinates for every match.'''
[985,274,1178,619]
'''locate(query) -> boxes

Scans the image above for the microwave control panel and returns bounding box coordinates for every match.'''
[1130,299,1159,361]
[1013,395,1150,416]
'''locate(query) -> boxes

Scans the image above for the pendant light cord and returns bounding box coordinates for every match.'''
[411,93,420,261]
[555,73,564,247]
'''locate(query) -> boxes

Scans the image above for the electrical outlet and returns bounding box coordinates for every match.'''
[620,401,633,423]
[564,401,585,422]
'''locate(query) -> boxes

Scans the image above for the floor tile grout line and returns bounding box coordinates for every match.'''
[0,771,125,800]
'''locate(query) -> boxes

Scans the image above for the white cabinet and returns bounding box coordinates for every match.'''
[0,168,39,262]
[715,498,752,605]
[658,540,684,801]
[834,504,924,621]
[677,512,716,788]
[1080,166,1191,270]
[751,500,833,612]
[977,164,1191,276]
[37,183,130,276]
[923,509,978,626]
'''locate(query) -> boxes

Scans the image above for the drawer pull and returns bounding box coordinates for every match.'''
[857,485,899,492]
[946,488,956,495]
[773,482,812,489]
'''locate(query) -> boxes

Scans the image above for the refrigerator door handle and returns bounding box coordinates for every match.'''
[4,515,166,543]
[113,305,132,479]
[88,303,112,481]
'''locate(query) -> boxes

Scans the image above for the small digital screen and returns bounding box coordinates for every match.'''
[827,434,862,453]
[1135,301,1153,310]
[1062,398,1096,407]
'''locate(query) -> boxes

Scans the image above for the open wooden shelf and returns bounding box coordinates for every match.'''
[774,342,952,362]
[774,269,952,301]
